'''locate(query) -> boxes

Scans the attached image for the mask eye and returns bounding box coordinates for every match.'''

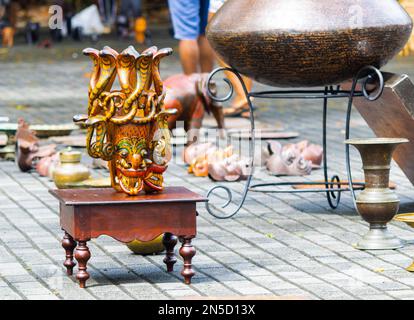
[119,149,129,158]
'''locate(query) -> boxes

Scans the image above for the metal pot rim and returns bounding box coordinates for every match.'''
[344,138,409,145]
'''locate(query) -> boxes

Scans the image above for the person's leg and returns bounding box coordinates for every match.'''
[178,40,199,74]
[207,12,252,115]
[131,0,142,18]
[168,0,201,74]
[119,0,129,16]
[228,72,253,108]
[109,0,116,25]
[197,0,214,73]
[197,36,214,73]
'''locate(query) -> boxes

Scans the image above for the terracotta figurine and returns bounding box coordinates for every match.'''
[262,140,323,176]
[184,142,251,181]
[15,118,56,172]
[208,154,252,182]
[164,73,225,143]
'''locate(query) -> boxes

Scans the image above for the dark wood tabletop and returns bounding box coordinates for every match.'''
[49,186,208,206]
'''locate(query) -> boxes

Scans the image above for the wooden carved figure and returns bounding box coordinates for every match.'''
[163,73,225,142]
[74,46,176,195]
[15,118,56,172]
[2,27,14,48]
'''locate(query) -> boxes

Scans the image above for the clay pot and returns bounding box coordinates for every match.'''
[207,0,413,87]
[53,150,91,189]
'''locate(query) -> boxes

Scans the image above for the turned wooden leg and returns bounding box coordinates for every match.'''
[163,233,177,272]
[62,232,77,276]
[179,236,196,284]
[75,240,91,288]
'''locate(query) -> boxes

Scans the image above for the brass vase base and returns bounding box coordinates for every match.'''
[354,225,403,250]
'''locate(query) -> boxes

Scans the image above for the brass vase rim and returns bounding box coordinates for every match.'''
[344,138,409,145]
[356,200,400,204]
[394,213,414,223]
[59,150,82,163]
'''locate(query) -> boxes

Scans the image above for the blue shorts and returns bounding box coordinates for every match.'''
[168,0,210,40]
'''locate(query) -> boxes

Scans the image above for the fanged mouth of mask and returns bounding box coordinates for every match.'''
[118,174,144,195]
[144,172,163,191]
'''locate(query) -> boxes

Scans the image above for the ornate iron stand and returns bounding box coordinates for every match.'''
[205,66,385,219]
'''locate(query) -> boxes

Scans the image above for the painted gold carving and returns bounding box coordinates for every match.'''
[74,46,176,195]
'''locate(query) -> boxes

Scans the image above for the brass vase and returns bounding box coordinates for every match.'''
[345,138,408,250]
[126,235,165,255]
[53,150,91,189]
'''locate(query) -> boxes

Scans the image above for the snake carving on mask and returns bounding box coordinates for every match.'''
[74,46,176,195]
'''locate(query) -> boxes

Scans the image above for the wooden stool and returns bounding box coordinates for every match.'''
[50,187,207,288]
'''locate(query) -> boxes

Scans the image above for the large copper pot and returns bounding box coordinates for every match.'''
[207,0,413,87]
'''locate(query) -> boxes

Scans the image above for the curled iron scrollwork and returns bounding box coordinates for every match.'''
[345,65,385,208]
[205,67,255,219]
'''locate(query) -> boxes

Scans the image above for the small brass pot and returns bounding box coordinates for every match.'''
[345,138,408,250]
[126,235,165,255]
[53,150,91,189]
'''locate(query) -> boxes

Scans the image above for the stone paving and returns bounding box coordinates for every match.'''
[1,37,414,300]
